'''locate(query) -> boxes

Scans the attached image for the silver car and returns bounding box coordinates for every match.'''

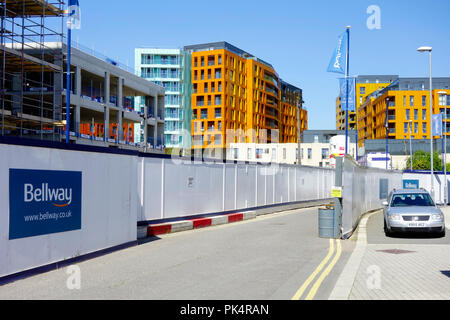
[383,189,446,237]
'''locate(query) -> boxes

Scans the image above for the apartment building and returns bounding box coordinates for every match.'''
[227,143,299,164]
[184,42,307,157]
[357,77,450,148]
[135,48,190,149]
[336,75,397,131]
[301,130,357,168]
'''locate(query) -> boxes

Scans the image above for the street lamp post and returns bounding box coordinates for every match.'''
[297,105,302,165]
[418,46,434,200]
[438,91,448,205]
[385,97,390,170]
[409,119,413,171]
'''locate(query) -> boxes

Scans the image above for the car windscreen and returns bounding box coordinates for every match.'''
[390,193,435,207]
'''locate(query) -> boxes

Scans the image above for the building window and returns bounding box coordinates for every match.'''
[414,109,418,120]
[360,87,366,95]
[321,148,329,160]
[422,96,427,107]
[233,148,239,159]
[403,96,406,107]
[247,148,252,160]
[422,109,426,120]
[215,69,222,79]
[422,122,427,134]
[256,148,263,159]
[410,96,414,107]
[272,148,277,161]
[439,94,446,106]
[197,96,205,107]
[308,148,312,159]
[283,148,287,160]
[404,123,408,134]
[215,134,221,145]
[406,109,410,120]
[414,122,418,134]
[215,95,222,105]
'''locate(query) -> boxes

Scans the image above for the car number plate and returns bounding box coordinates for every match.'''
[408,223,425,227]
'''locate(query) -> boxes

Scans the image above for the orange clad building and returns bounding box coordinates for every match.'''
[184,42,306,156]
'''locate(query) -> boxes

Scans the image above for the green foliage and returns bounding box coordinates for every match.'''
[405,150,443,171]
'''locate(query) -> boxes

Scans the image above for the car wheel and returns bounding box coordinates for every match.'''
[384,220,391,237]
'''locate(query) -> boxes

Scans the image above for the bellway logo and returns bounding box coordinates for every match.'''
[9,169,82,240]
[24,183,73,207]
[334,38,343,69]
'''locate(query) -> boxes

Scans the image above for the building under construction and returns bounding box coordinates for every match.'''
[1,0,65,141]
[1,0,166,152]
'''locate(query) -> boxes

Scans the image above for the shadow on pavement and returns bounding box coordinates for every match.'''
[441,271,450,278]
[386,230,447,239]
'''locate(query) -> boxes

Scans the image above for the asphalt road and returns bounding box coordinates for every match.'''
[0,207,355,300]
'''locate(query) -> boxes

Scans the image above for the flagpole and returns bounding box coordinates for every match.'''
[345,26,350,155]
[66,26,71,144]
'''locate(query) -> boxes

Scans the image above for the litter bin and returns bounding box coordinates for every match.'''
[318,203,341,239]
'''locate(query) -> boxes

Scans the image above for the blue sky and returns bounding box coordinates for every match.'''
[71,0,450,129]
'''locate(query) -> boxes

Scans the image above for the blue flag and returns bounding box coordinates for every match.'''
[67,0,81,30]
[339,77,356,111]
[432,113,443,136]
[327,31,348,74]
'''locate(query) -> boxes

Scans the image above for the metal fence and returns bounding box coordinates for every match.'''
[138,157,335,222]
[340,156,403,238]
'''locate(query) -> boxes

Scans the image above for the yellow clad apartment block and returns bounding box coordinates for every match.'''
[184,42,307,154]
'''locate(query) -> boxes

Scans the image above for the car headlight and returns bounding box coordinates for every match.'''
[431,214,444,221]
[388,215,401,221]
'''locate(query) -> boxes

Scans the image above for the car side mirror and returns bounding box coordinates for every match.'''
[382,201,388,206]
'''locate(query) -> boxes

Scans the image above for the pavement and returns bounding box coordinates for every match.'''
[330,206,450,300]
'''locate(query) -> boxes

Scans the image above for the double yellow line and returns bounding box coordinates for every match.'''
[291,238,342,300]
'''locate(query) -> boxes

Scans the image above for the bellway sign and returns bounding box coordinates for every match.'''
[9,169,82,240]
[339,77,356,111]
[327,31,348,74]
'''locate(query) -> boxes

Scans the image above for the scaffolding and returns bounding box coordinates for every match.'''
[1,0,65,141]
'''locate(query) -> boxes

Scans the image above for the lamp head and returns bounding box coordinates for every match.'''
[417,46,432,52]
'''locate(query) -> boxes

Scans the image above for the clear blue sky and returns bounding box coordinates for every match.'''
[71,0,450,130]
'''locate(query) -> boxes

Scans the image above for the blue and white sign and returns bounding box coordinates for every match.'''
[403,179,420,189]
[9,169,82,240]
[327,31,348,74]
[432,113,443,137]
[339,77,356,111]
[67,0,81,30]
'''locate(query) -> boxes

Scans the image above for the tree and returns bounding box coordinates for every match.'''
[405,150,442,171]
